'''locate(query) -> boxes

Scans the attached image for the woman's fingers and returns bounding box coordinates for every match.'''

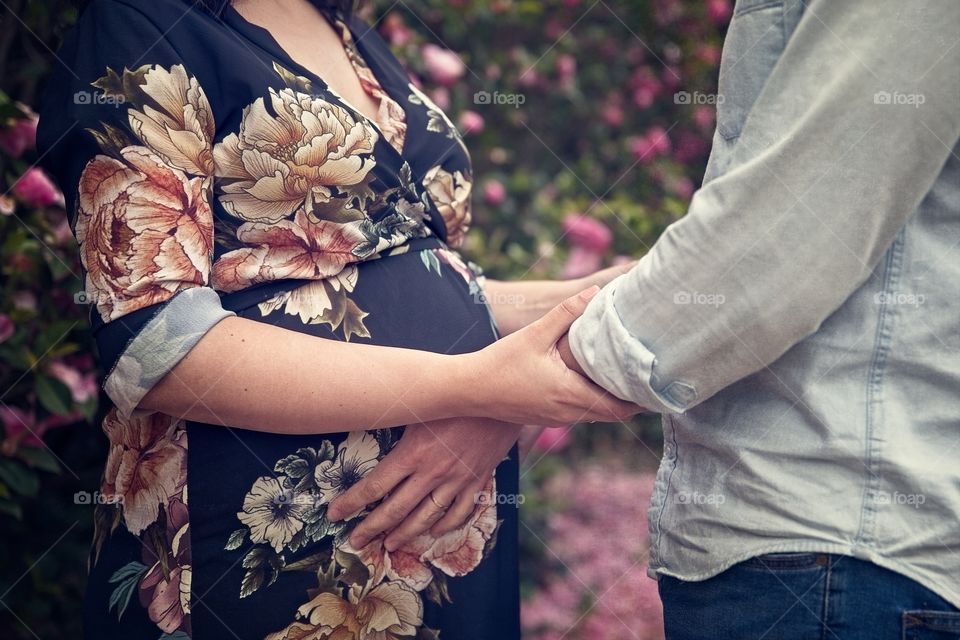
[530,286,600,345]
[347,473,438,549]
[328,455,411,522]
[430,482,486,536]
[383,483,461,551]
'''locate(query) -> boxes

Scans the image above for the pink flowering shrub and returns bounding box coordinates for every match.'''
[522,466,663,639]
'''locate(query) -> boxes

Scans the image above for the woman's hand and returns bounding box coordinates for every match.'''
[460,286,640,425]
[327,417,520,550]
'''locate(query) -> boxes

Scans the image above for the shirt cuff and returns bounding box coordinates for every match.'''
[104,287,235,417]
[568,276,690,414]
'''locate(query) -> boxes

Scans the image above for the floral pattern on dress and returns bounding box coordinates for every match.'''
[76,64,216,323]
[94,409,192,638]
[226,431,500,639]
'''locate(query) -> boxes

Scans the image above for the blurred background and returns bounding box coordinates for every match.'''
[0,0,729,637]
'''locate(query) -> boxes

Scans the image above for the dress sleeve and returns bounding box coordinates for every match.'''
[38,1,234,417]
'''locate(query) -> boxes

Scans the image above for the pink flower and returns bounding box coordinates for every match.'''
[12,168,64,208]
[556,54,577,79]
[0,107,38,158]
[381,13,412,47]
[458,110,485,135]
[48,360,98,404]
[693,105,716,131]
[0,313,13,344]
[601,102,625,127]
[707,0,733,25]
[483,180,506,206]
[533,427,572,453]
[421,44,465,86]
[563,215,613,253]
[430,86,451,111]
[629,127,672,163]
[562,215,612,279]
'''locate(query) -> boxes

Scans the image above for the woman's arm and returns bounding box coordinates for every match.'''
[141,287,639,433]
[482,261,635,335]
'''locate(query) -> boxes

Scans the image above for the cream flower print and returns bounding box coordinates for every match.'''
[257,265,371,341]
[267,581,423,640]
[213,87,379,223]
[423,165,472,247]
[76,146,213,322]
[314,431,381,505]
[237,476,311,553]
[126,64,215,175]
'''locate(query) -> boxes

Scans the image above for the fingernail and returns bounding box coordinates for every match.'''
[579,286,600,301]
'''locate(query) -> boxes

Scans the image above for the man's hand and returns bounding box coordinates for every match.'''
[327,417,520,551]
[557,333,585,376]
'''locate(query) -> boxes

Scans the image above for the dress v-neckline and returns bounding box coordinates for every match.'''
[221,6,409,159]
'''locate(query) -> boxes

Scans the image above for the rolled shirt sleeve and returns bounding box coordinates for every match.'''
[569,0,960,412]
[38,1,235,417]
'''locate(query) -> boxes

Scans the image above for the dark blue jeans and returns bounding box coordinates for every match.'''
[659,553,960,639]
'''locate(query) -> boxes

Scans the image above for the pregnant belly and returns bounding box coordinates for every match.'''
[228,238,499,355]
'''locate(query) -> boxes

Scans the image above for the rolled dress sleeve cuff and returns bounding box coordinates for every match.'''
[103,287,235,418]
[568,275,691,414]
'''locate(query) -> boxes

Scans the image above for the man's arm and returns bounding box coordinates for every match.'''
[569,0,960,412]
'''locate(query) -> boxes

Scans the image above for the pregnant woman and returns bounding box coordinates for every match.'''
[38,0,635,638]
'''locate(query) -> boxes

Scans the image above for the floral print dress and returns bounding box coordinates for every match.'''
[37,1,519,638]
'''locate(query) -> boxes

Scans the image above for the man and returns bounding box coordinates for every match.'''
[562,0,960,636]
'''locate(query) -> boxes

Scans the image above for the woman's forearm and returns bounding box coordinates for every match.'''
[483,279,580,335]
[140,316,476,433]
[484,262,635,335]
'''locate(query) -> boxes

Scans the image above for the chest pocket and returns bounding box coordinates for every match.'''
[716,0,787,141]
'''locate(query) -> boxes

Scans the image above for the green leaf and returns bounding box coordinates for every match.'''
[0,496,23,519]
[224,528,247,551]
[16,446,62,474]
[107,561,148,620]
[0,458,40,497]
[34,374,73,416]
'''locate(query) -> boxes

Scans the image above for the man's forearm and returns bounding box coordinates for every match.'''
[570,0,960,411]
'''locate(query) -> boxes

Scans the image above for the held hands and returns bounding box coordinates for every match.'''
[327,287,644,549]
[460,286,639,425]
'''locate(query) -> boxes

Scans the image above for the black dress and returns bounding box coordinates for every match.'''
[37,1,520,638]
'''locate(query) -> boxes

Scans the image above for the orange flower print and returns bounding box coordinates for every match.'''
[423,165,472,247]
[75,146,213,322]
[266,581,423,640]
[101,408,186,535]
[211,210,369,292]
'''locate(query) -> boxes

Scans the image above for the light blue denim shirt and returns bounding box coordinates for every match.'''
[569,0,960,606]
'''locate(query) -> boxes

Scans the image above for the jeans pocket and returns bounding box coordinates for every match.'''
[902,610,960,640]
[740,552,829,571]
